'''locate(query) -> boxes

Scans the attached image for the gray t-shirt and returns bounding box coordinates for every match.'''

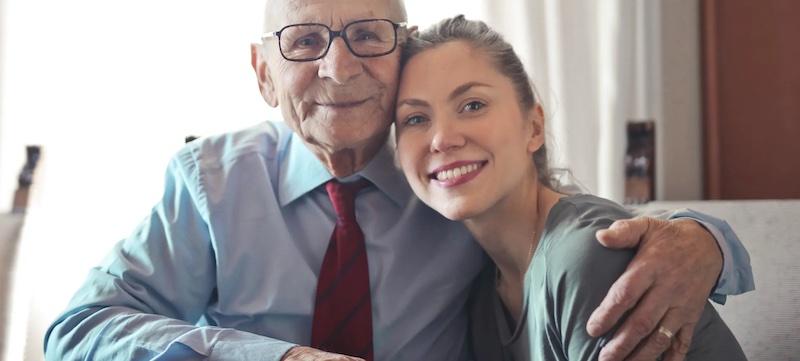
[468,194,746,361]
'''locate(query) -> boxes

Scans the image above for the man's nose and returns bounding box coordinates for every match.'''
[430,120,466,153]
[318,37,363,84]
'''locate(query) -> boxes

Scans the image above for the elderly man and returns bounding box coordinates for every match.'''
[44,0,753,360]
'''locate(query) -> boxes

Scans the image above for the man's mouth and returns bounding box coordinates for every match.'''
[316,98,370,108]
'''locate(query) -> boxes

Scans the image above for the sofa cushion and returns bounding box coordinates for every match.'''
[644,200,800,361]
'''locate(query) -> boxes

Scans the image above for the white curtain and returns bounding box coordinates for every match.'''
[483,0,667,202]
[0,1,277,360]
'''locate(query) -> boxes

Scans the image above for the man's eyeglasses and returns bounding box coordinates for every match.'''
[262,19,407,62]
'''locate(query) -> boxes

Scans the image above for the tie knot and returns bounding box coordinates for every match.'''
[325,178,371,222]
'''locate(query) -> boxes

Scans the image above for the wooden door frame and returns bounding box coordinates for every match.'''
[701,0,722,199]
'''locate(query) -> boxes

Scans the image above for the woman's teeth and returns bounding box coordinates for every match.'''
[436,163,480,181]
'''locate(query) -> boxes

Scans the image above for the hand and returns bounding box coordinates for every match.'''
[588,217,723,361]
[281,346,365,361]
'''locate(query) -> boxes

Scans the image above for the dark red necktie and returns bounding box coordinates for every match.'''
[311,179,374,360]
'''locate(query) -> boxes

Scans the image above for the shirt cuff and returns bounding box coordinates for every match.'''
[672,217,730,304]
[153,327,298,361]
[209,331,297,361]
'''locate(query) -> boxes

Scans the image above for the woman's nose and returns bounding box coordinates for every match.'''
[430,121,466,153]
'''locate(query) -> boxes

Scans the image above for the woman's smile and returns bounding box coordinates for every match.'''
[428,160,487,188]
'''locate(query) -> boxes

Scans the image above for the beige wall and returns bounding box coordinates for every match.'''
[656,0,704,200]
[0,0,6,211]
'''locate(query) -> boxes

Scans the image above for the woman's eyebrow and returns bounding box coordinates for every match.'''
[396,98,430,108]
[396,82,491,109]
[448,82,491,101]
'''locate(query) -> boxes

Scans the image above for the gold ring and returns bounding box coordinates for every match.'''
[657,326,674,339]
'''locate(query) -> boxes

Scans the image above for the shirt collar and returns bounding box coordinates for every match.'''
[358,138,411,207]
[278,133,411,207]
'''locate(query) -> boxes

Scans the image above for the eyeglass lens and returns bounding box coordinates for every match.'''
[279,20,396,60]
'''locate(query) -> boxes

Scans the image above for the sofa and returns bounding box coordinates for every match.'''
[643,200,800,361]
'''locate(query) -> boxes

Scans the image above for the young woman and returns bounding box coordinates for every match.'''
[394,15,746,361]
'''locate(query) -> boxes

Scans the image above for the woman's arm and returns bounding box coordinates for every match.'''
[543,225,635,360]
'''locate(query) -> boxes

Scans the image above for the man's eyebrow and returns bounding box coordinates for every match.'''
[448,81,491,101]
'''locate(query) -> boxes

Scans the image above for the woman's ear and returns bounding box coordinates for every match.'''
[251,43,279,107]
[527,104,546,153]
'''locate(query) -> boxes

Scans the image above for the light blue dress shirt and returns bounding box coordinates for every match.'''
[44,121,754,361]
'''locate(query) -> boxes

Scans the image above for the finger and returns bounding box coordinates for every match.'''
[331,354,365,361]
[324,353,364,361]
[596,217,655,248]
[588,263,656,337]
[625,309,685,361]
[281,346,365,361]
[598,287,670,361]
[662,323,694,361]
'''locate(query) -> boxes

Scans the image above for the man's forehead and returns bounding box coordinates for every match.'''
[281,0,318,13]
[266,0,403,29]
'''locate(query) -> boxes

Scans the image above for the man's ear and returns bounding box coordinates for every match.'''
[400,25,419,43]
[527,104,546,153]
[251,43,278,107]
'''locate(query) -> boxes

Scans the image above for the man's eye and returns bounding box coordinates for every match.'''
[462,101,485,112]
[353,31,379,41]
[295,35,322,48]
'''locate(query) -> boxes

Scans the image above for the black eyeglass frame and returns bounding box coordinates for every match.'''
[261,18,407,62]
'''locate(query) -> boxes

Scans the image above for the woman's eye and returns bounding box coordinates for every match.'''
[404,115,427,126]
[462,101,485,112]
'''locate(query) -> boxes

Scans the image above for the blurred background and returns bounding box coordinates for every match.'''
[0,0,798,360]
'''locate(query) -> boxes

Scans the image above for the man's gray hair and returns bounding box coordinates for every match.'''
[261,0,408,31]
[402,15,563,190]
